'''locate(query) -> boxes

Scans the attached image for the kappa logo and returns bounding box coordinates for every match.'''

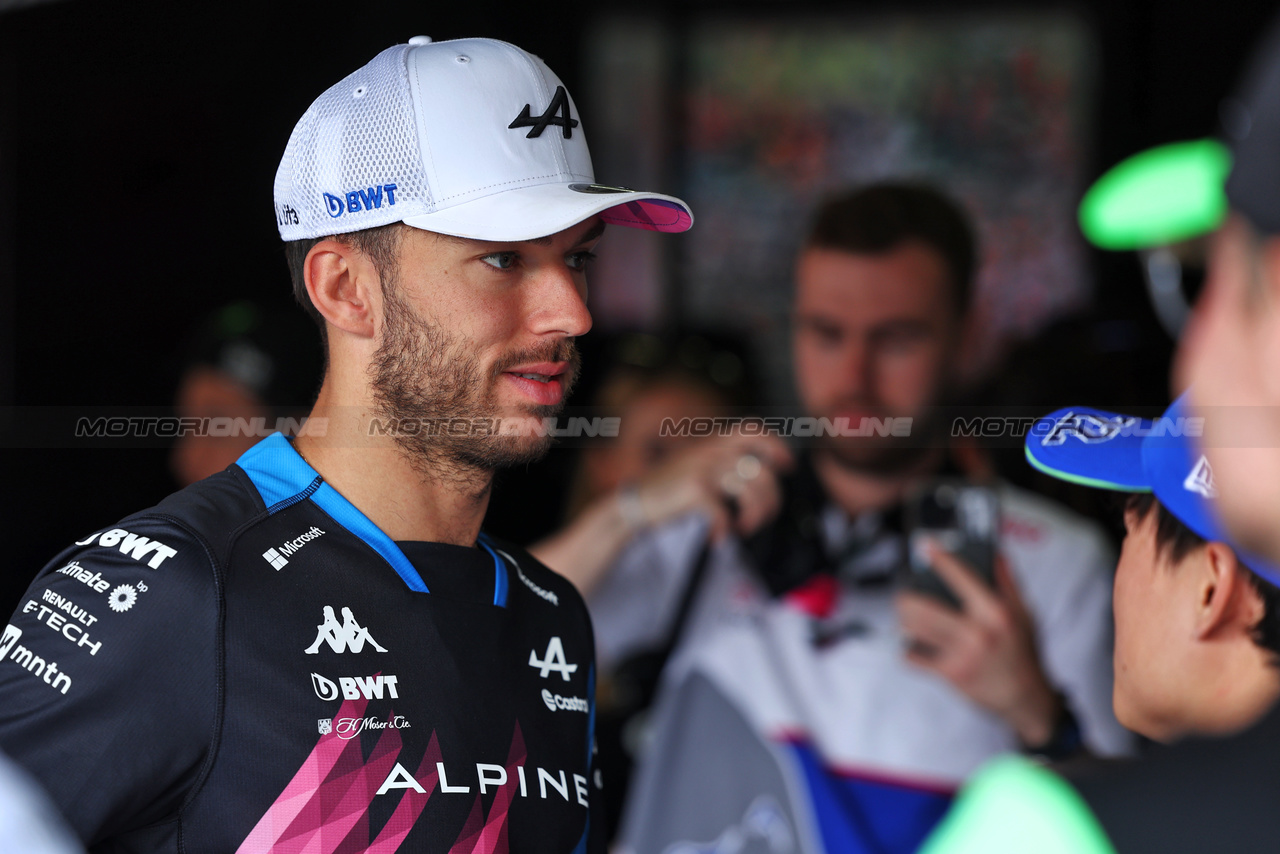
[508,85,579,139]
[324,184,397,219]
[1184,454,1218,499]
[304,606,387,655]
[528,636,577,681]
[1040,412,1139,447]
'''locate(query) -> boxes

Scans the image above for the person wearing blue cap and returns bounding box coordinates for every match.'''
[917,395,1280,853]
[916,12,1280,852]
[1074,16,1280,574]
[1024,395,1280,742]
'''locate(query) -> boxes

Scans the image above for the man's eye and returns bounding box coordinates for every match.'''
[566,250,598,271]
[481,252,518,270]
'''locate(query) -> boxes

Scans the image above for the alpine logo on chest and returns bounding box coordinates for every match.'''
[528,636,577,681]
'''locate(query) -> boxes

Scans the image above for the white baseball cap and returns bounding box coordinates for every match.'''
[273,36,693,242]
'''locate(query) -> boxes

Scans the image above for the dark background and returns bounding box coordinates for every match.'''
[1,0,1276,616]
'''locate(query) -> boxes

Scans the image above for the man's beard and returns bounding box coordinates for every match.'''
[369,281,579,478]
[813,402,945,476]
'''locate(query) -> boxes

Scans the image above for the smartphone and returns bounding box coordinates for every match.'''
[902,480,999,609]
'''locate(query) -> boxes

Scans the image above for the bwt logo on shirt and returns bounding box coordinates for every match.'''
[324,184,397,219]
[311,672,400,701]
[73,528,177,569]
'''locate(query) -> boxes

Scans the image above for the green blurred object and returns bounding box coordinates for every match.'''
[918,756,1117,854]
[1079,139,1232,250]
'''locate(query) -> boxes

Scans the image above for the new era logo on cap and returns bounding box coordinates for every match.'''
[273,36,691,243]
[1184,455,1218,499]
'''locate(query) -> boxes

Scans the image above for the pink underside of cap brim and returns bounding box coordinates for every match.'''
[600,198,693,233]
[399,182,693,241]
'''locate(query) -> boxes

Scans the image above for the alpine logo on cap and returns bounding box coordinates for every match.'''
[509,85,579,139]
[1040,412,1139,447]
[1184,454,1218,499]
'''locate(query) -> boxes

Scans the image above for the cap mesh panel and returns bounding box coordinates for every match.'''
[275,45,430,240]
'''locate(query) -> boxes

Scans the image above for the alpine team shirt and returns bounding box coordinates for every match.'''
[0,433,604,854]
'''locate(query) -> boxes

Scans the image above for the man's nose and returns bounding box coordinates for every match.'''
[527,266,592,339]
[836,337,872,397]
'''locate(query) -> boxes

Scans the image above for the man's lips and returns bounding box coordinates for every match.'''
[502,362,570,407]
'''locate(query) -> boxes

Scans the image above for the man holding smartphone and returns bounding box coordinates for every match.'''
[589,183,1131,854]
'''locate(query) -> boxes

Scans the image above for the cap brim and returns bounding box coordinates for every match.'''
[1078,139,1232,250]
[400,182,692,242]
[1025,406,1152,491]
[1026,395,1280,586]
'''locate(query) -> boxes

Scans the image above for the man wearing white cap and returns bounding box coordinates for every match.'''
[0,36,691,853]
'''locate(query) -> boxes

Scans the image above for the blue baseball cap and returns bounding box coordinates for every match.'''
[1024,393,1280,587]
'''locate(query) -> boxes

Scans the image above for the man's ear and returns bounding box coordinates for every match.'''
[1193,541,1254,640]
[305,239,377,339]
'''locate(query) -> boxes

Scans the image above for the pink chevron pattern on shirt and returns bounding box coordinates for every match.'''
[447,723,527,854]
[235,696,437,853]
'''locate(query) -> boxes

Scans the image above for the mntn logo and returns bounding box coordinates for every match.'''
[0,624,19,660]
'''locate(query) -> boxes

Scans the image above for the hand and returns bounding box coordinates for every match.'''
[627,433,794,541]
[895,543,1061,747]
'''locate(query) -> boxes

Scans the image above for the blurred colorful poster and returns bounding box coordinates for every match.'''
[587,13,1094,398]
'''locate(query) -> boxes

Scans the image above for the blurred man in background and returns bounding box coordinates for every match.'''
[591,183,1131,854]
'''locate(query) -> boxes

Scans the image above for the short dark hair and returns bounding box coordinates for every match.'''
[283,223,407,349]
[804,182,977,315]
[1126,492,1280,661]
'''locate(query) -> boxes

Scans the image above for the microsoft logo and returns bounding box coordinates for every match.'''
[263,548,288,570]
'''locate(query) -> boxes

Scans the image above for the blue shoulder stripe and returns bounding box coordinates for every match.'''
[235,434,429,593]
[477,534,509,608]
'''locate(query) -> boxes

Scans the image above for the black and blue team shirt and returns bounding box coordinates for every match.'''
[0,433,604,854]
